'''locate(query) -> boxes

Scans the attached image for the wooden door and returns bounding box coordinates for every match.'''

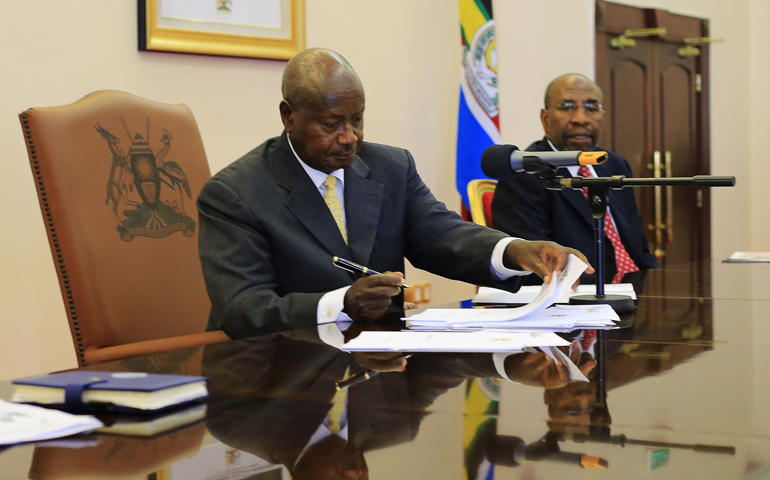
[596,1,711,268]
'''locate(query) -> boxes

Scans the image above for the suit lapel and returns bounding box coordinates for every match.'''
[344,158,384,267]
[273,134,352,259]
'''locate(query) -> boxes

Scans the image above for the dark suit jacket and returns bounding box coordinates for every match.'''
[198,132,521,338]
[491,138,658,284]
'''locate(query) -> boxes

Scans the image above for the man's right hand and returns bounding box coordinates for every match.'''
[343,272,405,322]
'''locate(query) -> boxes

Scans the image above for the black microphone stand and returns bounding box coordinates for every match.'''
[520,159,735,313]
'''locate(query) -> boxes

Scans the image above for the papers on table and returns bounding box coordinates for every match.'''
[404,255,620,332]
[474,283,637,305]
[0,400,102,446]
[342,330,569,353]
[723,252,770,263]
[406,304,619,331]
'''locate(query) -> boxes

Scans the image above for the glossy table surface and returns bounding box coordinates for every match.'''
[2,260,770,480]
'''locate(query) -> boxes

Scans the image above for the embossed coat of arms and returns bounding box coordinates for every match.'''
[95,118,196,241]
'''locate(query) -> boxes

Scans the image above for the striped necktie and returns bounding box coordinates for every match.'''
[328,366,350,433]
[323,176,348,245]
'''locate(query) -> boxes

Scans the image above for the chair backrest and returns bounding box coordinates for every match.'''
[466,179,498,227]
[20,90,222,366]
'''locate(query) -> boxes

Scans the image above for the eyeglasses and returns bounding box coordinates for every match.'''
[553,100,603,115]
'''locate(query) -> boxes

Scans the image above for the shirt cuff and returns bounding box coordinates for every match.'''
[491,238,533,279]
[317,286,352,324]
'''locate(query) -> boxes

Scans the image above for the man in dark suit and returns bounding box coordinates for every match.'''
[198,49,591,338]
[491,74,657,285]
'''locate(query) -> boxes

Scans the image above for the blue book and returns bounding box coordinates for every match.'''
[12,371,207,413]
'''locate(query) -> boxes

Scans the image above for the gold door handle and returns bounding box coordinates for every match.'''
[611,28,667,49]
[665,151,674,243]
[653,151,665,259]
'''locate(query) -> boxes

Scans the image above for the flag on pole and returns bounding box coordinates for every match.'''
[457,0,500,209]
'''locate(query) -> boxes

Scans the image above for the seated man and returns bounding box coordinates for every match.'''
[491,73,657,285]
[197,49,591,339]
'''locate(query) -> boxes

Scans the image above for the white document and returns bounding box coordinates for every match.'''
[407,304,619,331]
[342,330,570,352]
[410,253,588,326]
[723,252,770,263]
[474,283,637,305]
[405,255,619,331]
[0,400,103,445]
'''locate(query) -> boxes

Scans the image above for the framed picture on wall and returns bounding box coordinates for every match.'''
[138,0,305,60]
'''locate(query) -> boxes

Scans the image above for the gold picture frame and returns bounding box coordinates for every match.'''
[138,0,305,60]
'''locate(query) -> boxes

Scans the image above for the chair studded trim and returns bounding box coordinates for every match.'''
[20,111,85,366]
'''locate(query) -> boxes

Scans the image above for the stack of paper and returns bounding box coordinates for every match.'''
[723,252,770,263]
[474,283,636,305]
[406,304,619,331]
[0,400,102,446]
[342,330,570,353]
[404,255,620,332]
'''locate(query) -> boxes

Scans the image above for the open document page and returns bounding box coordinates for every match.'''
[405,255,620,331]
[0,400,102,445]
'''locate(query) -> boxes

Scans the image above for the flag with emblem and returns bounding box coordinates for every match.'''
[457,0,500,210]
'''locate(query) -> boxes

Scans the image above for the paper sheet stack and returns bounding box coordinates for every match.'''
[405,255,620,332]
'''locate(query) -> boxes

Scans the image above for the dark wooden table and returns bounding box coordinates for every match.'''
[1,260,768,480]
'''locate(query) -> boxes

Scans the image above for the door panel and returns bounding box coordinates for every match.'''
[596,1,710,272]
[659,60,697,266]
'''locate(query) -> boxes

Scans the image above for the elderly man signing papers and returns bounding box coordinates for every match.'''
[197,49,592,339]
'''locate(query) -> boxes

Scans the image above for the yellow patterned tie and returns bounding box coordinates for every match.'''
[323,176,348,244]
[328,366,350,433]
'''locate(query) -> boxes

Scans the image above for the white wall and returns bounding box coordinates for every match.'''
[0,0,767,384]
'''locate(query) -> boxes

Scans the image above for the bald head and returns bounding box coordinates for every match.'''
[282,48,364,108]
[544,74,602,109]
[540,73,605,151]
[279,48,366,174]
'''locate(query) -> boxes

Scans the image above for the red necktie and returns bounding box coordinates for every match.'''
[577,166,639,284]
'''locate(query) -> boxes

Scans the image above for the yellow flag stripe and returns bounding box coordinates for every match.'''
[459,0,488,42]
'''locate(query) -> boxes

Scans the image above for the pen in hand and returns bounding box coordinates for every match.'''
[335,354,413,391]
[332,256,411,289]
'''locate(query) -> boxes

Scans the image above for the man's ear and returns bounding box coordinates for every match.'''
[279,100,294,132]
[540,108,549,133]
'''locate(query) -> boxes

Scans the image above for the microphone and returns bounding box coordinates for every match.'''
[481,144,608,179]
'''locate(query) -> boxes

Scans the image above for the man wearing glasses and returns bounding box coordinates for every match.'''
[491,74,658,285]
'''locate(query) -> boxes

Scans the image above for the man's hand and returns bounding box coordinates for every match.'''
[504,240,594,285]
[506,341,596,388]
[343,272,405,322]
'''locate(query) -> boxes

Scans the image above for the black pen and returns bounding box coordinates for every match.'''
[335,355,413,390]
[332,256,410,288]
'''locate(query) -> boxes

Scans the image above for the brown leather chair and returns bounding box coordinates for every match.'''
[19,90,229,366]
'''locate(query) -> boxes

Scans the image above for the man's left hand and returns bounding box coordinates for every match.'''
[504,240,594,285]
